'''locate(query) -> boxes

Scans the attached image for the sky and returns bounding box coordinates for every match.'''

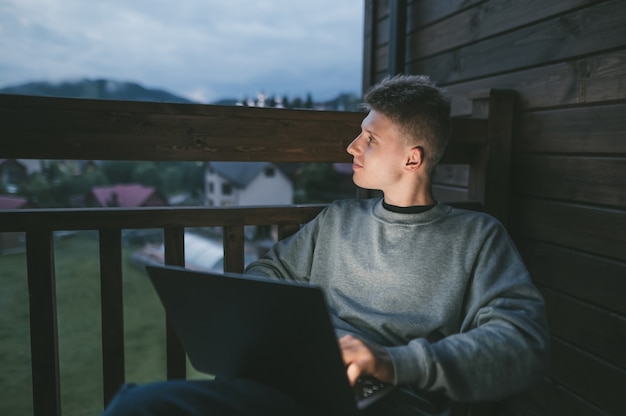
[0,0,364,103]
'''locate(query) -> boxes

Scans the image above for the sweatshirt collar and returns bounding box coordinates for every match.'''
[372,198,450,225]
[382,200,436,214]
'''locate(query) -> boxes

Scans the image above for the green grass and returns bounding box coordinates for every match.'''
[0,231,206,416]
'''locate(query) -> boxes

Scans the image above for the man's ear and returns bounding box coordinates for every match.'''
[405,146,425,171]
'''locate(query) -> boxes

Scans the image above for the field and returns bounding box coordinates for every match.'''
[0,231,205,416]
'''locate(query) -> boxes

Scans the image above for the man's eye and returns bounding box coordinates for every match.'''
[368,135,374,143]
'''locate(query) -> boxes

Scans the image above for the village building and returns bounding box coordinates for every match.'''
[204,161,293,206]
[88,184,167,207]
[0,159,30,193]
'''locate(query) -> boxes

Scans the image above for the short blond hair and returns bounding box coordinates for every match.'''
[363,74,451,173]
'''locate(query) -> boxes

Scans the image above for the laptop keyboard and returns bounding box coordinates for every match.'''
[354,376,391,399]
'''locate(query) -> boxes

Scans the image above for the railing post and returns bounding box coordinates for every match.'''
[223,225,245,274]
[99,228,125,405]
[26,230,61,416]
[163,227,187,380]
[468,90,516,226]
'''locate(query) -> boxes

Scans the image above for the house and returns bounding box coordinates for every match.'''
[205,161,293,206]
[0,194,30,210]
[88,184,167,207]
[0,159,28,193]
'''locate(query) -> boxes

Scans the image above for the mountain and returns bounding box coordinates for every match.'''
[0,78,363,111]
[0,78,193,103]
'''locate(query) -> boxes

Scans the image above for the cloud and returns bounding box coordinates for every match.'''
[0,0,363,102]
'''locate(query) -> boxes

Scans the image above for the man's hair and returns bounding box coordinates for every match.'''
[362,74,451,172]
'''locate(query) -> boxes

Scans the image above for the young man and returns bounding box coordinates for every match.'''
[103,75,549,416]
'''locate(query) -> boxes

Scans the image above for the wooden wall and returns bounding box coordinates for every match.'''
[362,1,626,415]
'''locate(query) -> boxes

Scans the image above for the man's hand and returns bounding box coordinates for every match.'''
[339,334,395,385]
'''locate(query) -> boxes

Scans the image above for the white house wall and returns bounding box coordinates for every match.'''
[204,171,234,206]
[204,163,293,206]
[238,168,293,205]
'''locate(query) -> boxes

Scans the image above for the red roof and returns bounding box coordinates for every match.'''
[91,184,160,207]
[0,195,28,209]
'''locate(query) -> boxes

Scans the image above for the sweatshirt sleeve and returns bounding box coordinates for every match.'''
[386,222,550,402]
[244,207,325,282]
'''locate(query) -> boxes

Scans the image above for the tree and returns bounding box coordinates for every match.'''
[294,163,340,203]
[131,162,162,190]
[101,161,136,184]
[305,93,313,109]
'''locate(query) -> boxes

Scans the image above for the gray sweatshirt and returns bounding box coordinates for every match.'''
[245,198,549,405]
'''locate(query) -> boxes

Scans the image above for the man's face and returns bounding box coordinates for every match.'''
[346,110,413,192]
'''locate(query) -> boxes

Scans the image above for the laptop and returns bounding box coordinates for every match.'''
[145,264,393,415]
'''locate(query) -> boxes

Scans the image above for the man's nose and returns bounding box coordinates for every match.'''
[346,135,361,155]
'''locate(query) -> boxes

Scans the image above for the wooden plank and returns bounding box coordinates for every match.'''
[439,143,477,164]
[518,239,626,315]
[374,44,390,75]
[448,201,485,211]
[514,155,626,208]
[433,165,469,187]
[549,337,626,414]
[0,164,487,229]
[99,228,125,405]
[164,227,185,267]
[387,0,407,75]
[163,227,187,380]
[512,198,626,261]
[375,14,391,47]
[0,205,326,233]
[516,377,606,416]
[450,117,489,145]
[440,117,489,165]
[410,0,626,85]
[406,0,485,31]
[519,104,626,154]
[470,90,515,225]
[223,225,245,273]
[0,97,486,165]
[432,184,469,203]
[446,48,626,114]
[434,165,469,187]
[0,94,362,162]
[365,0,390,79]
[26,230,61,416]
[374,0,390,20]
[540,287,626,368]
[407,0,602,60]
[362,0,377,92]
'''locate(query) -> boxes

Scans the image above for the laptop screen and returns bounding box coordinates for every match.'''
[145,264,362,414]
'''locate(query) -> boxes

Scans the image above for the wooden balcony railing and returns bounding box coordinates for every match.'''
[0,90,513,416]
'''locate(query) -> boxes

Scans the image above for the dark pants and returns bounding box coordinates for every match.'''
[102,378,316,416]
[102,378,451,416]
